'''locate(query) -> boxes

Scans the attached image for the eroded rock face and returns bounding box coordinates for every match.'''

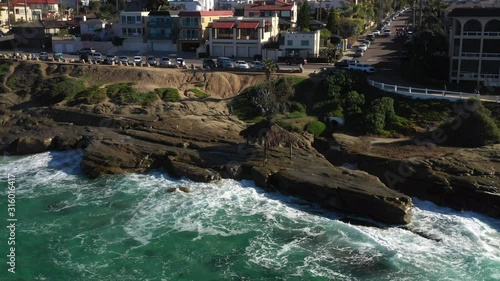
[325,133,500,220]
[10,136,52,155]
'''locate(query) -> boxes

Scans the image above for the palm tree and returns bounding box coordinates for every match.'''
[262,59,277,81]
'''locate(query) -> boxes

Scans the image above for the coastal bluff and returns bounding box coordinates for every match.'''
[0,105,412,225]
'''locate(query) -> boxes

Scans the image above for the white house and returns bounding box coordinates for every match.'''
[168,0,215,12]
[279,30,321,57]
[209,14,279,58]
[307,0,344,11]
[80,18,106,36]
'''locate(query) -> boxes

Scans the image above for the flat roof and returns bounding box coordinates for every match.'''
[448,7,500,17]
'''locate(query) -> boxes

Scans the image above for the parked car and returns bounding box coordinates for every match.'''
[53,52,64,60]
[285,57,307,65]
[104,54,116,64]
[366,34,375,41]
[202,58,216,69]
[216,57,234,68]
[253,61,264,70]
[384,29,392,36]
[358,44,368,52]
[348,63,375,73]
[348,60,361,65]
[160,57,171,66]
[176,58,186,67]
[133,56,143,65]
[373,30,381,36]
[353,49,364,57]
[319,67,343,77]
[147,56,157,66]
[92,53,103,63]
[235,60,250,69]
[39,52,49,60]
[119,56,129,64]
[79,53,89,61]
[77,47,95,55]
[335,60,349,69]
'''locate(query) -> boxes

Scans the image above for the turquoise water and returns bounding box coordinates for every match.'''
[0,150,499,281]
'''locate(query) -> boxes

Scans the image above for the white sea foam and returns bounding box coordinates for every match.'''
[1,152,499,280]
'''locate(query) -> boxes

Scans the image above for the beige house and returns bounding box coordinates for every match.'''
[448,7,500,87]
[0,3,9,32]
[209,14,279,58]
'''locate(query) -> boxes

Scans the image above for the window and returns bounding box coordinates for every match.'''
[301,40,309,46]
[122,28,126,35]
[281,11,290,17]
[287,40,293,46]
[136,15,141,23]
[121,16,126,23]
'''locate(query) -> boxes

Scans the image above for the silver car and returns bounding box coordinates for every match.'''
[147,56,157,66]
[160,57,171,66]
[119,56,129,64]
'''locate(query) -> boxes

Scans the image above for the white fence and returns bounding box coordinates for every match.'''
[368,80,500,103]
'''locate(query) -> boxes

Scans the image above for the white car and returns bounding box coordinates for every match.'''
[253,61,264,70]
[384,29,392,36]
[348,63,375,73]
[373,30,381,36]
[92,53,103,62]
[119,56,129,64]
[358,44,368,52]
[133,56,142,64]
[160,57,171,66]
[236,61,250,69]
[176,58,186,67]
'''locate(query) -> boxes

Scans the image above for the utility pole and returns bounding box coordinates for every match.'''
[24,0,28,21]
[7,0,11,29]
[412,0,416,28]
[378,0,383,25]
[418,0,423,29]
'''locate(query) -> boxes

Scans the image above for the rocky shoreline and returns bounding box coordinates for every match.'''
[0,102,413,224]
[1,61,498,225]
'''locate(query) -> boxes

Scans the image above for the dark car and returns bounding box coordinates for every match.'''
[319,67,343,78]
[353,49,364,57]
[285,57,307,65]
[335,60,349,69]
[203,58,216,69]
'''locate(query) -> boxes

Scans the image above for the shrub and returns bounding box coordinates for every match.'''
[275,119,302,133]
[437,99,500,147]
[290,101,306,113]
[305,120,326,136]
[193,82,205,87]
[286,111,307,118]
[74,86,107,104]
[188,88,209,98]
[155,88,180,102]
[106,82,158,105]
[35,77,86,104]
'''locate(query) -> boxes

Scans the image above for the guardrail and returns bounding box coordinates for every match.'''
[367,79,500,103]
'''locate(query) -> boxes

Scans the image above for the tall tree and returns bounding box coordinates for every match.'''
[297,1,311,30]
[326,8,340,34]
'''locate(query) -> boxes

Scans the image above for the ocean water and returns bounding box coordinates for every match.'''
[0,150,499,281]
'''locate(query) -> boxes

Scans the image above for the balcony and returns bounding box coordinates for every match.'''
[457,52,500,58]
[123,33,143,38]
[148,22,171,28]
[148,35,172,40]
[237,36,258,40]
[124,21,143,25]
[460,32,500,37]
[179,37,200,41]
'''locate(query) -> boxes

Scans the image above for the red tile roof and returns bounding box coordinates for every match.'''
[212,21,236,29]
[179,11,234,17]
[11,0,59,4]
[237,21,259,29]
[244,0,293,11]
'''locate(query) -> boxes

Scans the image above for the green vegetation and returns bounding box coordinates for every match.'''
[188,88,209,98]
[436,99,500,147]
[0,64,9,93]
[193,82,205,88]
[74,86,108,104]
[106,83,158,105]
[33,77,86,104]
[306,120,327,136]
[155,88,180,102]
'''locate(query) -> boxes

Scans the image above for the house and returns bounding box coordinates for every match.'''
[448,7,500,87]
[307,0,344,11]
[177,10,234,52]
[11,21,50,49]
[217,0,255,12]
[9,4,36,22]
[119,11,149,38]
[147,10,176,52]
[0,3,10,32]
[80,18,107,37]
[244,0,297,30]
[11,0,59,20]
[279,30,321,57]
[168,0,215,12]
[208,14,279,58]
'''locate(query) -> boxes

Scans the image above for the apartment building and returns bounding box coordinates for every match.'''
[279,30,321,57]
[244,0,297,30]
[168,0,215,11]
[147,10,176,52]
[448,7,500,87]
[177,10,233,52]
[208,14,279,58]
